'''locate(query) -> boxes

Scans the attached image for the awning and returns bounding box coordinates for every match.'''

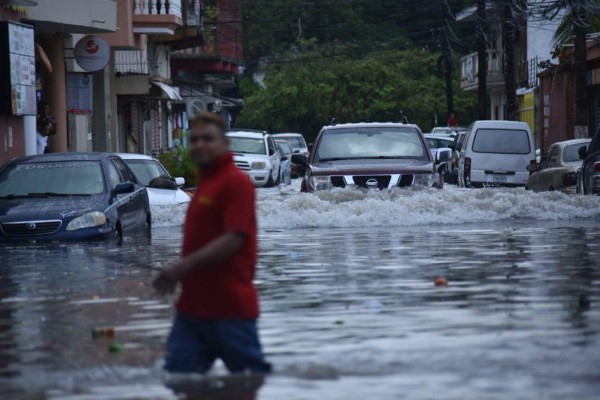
[150,81,182,101]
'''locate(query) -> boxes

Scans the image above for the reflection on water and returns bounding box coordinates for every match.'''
[1,185,600,399]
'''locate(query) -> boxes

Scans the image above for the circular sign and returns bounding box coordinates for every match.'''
[74,36,110,72]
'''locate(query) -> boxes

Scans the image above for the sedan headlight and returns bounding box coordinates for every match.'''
[251,162,267,170]
[66,212,107,231]
[413,173,435,187]
[309,175,332,191]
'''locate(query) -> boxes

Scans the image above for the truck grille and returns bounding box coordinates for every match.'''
[398,175,414,187]
[235,161,251,171]
[1,220,62,236]
[330,176,346,188]
[353,176,391,190]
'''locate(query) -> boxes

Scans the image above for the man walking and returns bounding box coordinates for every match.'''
[153,112,271,375]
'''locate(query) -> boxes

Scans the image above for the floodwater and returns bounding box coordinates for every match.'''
[1,184,600,400]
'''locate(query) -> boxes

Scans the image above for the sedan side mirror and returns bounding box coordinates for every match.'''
[291,154,308,165]
[113,182,135,195]
[578,146,588,160]
[269,147,276,156]
[437,148,452,162]
[174,177,185,186]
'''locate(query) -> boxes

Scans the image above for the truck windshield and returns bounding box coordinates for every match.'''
[315,127,427,162]
[229,137,267,155]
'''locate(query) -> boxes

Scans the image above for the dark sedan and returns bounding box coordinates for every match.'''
[0,153,150,242]
[293,122,445,192]
[577,126,600,195]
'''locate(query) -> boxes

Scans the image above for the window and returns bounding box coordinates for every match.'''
[112,159,136,183]
[315,127,427,161]
[472,129,531,154]
[105,163,122,189]
[228,137,267,155]
[547,146,560,168]
[563,143,588,163]
[0,161,105,196]
[124,159,169,186]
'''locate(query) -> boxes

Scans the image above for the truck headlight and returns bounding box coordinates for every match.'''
[309,175,332,191]
[413,173,434,187]
[251,162,267,170]
[66,212,107,231]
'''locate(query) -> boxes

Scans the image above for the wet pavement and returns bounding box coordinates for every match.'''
[1,184,600,399]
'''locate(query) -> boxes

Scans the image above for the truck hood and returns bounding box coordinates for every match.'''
[310,158,434,175]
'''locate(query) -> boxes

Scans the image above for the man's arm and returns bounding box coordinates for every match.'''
[153,232,244,295]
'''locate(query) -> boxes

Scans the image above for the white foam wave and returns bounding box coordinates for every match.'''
[257,185,600,229]
[150,203,188,227]
[149,183,600,230]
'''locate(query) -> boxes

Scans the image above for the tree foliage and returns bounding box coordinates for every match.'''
[237,45,477,139]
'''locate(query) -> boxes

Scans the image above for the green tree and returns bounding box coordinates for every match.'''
[237,46,477,140]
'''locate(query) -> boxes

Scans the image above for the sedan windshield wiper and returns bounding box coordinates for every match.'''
[27,192,93,197]
[319,156,411,162]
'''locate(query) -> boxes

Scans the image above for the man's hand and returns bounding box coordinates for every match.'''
[152,260,191,295]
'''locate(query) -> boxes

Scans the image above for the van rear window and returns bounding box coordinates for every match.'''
[472,129,531,154]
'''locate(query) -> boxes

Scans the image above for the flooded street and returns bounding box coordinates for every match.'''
[1,185,600,400]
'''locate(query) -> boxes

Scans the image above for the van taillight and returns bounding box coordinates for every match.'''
[464,157,471,186]
[595,163,600,173]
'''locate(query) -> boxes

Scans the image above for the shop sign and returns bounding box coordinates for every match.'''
[74,36,110,72]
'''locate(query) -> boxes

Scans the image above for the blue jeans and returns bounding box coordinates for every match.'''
[165,312,272,374]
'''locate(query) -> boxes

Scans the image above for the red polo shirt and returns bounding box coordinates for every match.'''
[176,153,259,319]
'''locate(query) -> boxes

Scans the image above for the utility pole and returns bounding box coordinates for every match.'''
[573,0,589,138]
[476,0,487,119]
[443,27,454,118]
[503,0,518,120]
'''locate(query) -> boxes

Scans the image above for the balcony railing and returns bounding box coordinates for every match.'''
[134,0,182,18]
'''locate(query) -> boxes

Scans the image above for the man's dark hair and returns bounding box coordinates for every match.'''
[189,112,227,136]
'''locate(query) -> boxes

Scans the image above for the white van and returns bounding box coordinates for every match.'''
[458,121,536,188]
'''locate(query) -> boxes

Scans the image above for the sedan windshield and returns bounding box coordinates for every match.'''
[563,143,589,163]
[280,136,307,150]
[229,137,267,155]
[0,161,105,197]
[315,127,428,162]
[124,159,169,186]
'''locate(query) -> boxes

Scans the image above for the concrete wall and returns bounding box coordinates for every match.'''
[26,0,117,34]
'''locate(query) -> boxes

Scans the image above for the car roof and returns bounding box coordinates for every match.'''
[9,152,115,164]
[227,131,267,139]
[273,133,304,138]
[472,120,530,129]
[116,153,157,161]
[321,122,421,131]
[424,134,454,140]
[551,138,591,148]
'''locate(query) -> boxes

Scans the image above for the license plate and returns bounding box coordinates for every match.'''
[492,175,507,183]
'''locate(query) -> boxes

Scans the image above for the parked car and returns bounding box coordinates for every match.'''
[227,131,281,187]
[118,153,191,206]
[0,153,150,242]
[273,133,309,154]
[424,134,454,183]
[275,140,292,185]
[458,121,536,188]
[293,122,445,192]
[526,139,591,194]
[451,131,467,184]
[576,125,600,195]
[431,126,464,137]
